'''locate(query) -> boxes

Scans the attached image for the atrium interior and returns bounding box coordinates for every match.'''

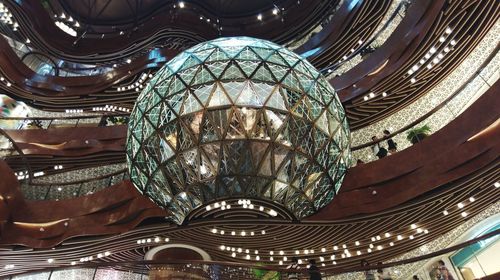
[0,0,498,279]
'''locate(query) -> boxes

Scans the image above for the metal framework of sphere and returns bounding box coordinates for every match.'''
[127,37,351,224]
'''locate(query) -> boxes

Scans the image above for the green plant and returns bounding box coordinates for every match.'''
[107,116,129,125]
[406,124,431,144]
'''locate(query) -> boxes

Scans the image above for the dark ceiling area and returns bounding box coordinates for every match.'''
[0,0,498,278]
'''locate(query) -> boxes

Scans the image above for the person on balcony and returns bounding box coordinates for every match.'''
[361,259,376,280]
[307,259,322,280]
[371,136,388,159]
[383,129,398,154]
[286,257,299,280]
[437,260,455,280]
[375,262,392,280]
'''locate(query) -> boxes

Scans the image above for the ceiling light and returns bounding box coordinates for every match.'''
[178,1,185,8]
[469,197,475,202]
[389,242,394,246]
[295,250,299,254]
[256,255,260,260]
[445,27,452,34]
[384,233,391,238]
[423,229,429,234]
[367,248,372,253]
[321,247,326,252]
[126,59,132,64]
[279,250,284,255]
[443,210,449,215]
[261,230,266,235]
[439,37,445,42]
[458,202,464,209]
[450,40,456,45]
[257,14,263,21]
[430,47,436,53]
[495,182,500,188]
[461,212,468,217]
[272,8,279,15]
[376,235,381,241]
[410,78,416,83]
[279,260,283,265]
[377,245,383,250]
[355,241,360,246]
[220,245,225,250]
[369,244,374,248]
[397,235,403,240]
[417,228,423,233]
[409,235,414,240]
[231,252,236,257]
[412,65,419,71]
[333,245,338,250]
[411,224,417,229]
[47,259,54,263]
[330,255,335,260]
[270,251,274,255]
[407,70,413,75]
[270,256,274,261]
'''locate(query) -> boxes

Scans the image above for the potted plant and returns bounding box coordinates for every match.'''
[406,124,431,144]
[107,116,129,125]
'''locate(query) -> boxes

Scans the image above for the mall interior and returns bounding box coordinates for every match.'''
[0,0,498,279]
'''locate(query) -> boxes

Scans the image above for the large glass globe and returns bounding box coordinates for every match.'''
[127,37,351,224]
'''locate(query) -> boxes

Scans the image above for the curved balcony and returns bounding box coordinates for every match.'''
[0,77,497,254]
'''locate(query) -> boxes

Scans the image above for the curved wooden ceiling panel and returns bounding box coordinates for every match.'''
[0,80,498,251]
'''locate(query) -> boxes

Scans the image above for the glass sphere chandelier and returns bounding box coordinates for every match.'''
[127,37,351,224]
